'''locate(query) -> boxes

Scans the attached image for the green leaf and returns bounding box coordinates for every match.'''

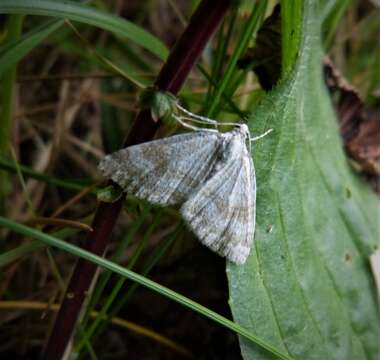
[281,0,302,76]
[0,18,64,76]
[96,185,123,203]
[0,0,168,60]
[140,87,177,123]
[227,2,380,360]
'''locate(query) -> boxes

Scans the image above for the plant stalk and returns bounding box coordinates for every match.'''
[42,1,232,359]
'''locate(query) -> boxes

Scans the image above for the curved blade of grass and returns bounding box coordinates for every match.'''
[79,205,152,331]
[0,14,23,216]
[0,18,64,76]
[76,212,163,352]
[321,0,351,49]
[0,240,44,267]
[0,300,192,357]
[77,224,182,360]
[0,216,293,360]
[65,20,145,88]
[227,1,380,359]
[206,1,267,117]
[0,0,168,60]
[0,227,82,268]
[0,156,93,191]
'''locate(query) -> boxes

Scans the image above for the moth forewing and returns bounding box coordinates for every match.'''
[98,131,223,206]
[180,127,256,264]
[98,119,263,264]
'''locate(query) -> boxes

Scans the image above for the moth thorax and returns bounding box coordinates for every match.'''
[225,135,246,160]
[238,124,250,137]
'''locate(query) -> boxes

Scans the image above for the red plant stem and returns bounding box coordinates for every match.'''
[43,1,232,359]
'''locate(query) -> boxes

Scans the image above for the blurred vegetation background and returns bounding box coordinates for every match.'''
[0,1,379,359]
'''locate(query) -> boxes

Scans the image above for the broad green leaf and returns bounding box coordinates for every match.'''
[0,19,63,76]
[227,1,380,360]
[0,0,168,60]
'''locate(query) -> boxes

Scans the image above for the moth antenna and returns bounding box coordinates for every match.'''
[176,103,218,126]
[246,128,273,152]
[176,103,244,129]
[173,115,218,133]
[178,116,218,126]
[249,129,273,142]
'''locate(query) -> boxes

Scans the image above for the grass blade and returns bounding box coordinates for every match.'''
[0,0,168,60]
[0,18,64,76]
[0,216,293,360]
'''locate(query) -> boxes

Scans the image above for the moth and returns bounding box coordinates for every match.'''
[98,107,271,264]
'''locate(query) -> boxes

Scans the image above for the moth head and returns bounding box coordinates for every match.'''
[233,124,251,147]
[238,125,273,152]
[238,124,250,137]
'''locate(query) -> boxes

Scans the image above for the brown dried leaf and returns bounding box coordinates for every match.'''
[323,57,380,192]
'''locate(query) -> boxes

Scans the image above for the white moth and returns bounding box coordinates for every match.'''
[98,106,271,264]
